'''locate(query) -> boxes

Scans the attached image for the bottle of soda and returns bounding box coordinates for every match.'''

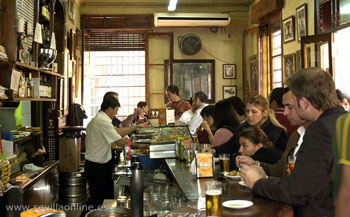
[178,140,185,162]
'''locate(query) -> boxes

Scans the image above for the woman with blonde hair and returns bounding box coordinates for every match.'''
[237,94,288,155]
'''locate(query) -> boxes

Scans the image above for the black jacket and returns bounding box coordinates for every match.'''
[251,147,280,164]
[252,106,346,217]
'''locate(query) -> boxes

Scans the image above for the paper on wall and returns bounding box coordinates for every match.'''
[10,69,21,91]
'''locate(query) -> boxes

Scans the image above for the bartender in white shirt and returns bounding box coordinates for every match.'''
[83,96,129,214]
[179,92,208,134]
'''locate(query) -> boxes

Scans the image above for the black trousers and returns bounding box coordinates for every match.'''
[81,159,114,216]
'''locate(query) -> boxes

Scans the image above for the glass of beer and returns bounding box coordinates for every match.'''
[219,153,230,175]
[288,156,295,174]
[205,181,222,217]
[184,149,194,166]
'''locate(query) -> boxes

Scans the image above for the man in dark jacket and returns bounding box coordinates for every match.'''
[239,68,346,217]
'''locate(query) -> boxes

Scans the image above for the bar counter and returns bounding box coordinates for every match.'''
[165,159,294,217]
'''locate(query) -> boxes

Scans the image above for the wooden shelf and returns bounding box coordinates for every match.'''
[14,132,42,143]
[0,97,9,100]
[39,69,62,77]
[15,62,39,71]
[12,97,57,102]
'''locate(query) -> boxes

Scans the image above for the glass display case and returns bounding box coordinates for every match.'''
[135,125,192,159]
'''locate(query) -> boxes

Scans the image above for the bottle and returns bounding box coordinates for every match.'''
[40,75,45,98]
[178,140,185,162]
[43,76,48,98]
[18,75,26,98]
[47,77,52,98]
[26,73,33,98]
[130,162,144,217]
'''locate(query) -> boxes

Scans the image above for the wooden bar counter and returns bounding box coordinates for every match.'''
[165,159,294,217]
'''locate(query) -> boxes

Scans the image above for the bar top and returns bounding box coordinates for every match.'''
[165,159,294,217]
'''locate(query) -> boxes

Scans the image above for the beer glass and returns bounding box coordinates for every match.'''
[219,153,230,175]
[184,149,194,166]
[288,156,295,174]
[205,181,222,217]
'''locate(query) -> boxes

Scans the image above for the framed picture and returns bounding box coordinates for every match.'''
[68,0,75,23]
[223,64,236,79]
[223,86,237,99]
[283,53,296,83]
[164,59,215,103]
[296,4,308,42]
[283,16,295,43]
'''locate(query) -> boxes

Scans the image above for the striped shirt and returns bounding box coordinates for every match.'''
[332,112,350,195]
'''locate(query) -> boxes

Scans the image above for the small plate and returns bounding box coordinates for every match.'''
[239,180,248,187]
[222,200,253,209]
[224,174,241,180]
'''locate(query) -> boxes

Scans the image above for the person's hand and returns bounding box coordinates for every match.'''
[240,164,267,189]
[200,121,210,132]
[236,155,258,167]
[135,122,148,128]
[202,146,215,154]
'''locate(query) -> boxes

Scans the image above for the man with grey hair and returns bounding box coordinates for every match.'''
[238,68,346,217]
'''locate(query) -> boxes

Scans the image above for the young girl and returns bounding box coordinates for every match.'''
[239,127,280,164]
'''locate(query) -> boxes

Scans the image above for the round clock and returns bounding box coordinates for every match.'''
[178,34,202,55]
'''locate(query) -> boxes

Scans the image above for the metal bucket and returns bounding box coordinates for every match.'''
[59,172,87,206]
[86,207,130,217]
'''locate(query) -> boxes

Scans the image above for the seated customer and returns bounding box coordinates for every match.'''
[165,84,192,120]
[134,101,149,123]
[197,105,216,144]
[238,94,288,155]
[227,96,246,123]
[202,100,240,155]
[179,91,208,134]
[239,127,280,164]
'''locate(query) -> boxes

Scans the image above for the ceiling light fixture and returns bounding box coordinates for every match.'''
[168,0,178,11]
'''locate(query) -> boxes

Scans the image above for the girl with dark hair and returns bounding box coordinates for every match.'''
[197,105,216,144]
[239,127,280,164]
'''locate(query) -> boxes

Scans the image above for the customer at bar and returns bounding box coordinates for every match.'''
[239,68,346,217]
[237,90,311,178]
[82,96,128,216]
[238,94,288,155]
[179,91,208,134]
[238,127,280,164]
[336,89,349,112]
[227,96,246,123]
[134,101,149,123]
[201,99,240,155]
[103,92,146,136]
[269,87,298,138]
[165,84,192,120]
[197,105,216,144]
[332,112,350,217]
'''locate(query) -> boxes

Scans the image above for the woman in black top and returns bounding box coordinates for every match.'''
[237,94,287,156]
[238,127,280,164]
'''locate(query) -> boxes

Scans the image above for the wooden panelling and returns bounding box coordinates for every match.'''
[251,0,283,24]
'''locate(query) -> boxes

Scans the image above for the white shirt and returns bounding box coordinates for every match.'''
[85,111,122,163]
[293,125,306,158]
[179,104,207,134]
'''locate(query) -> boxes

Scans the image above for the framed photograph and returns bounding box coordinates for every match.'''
[223,86,237,99]
[223,64,236,79]
[283,16,295,43]
[283,53,296,83]
[68,0,75,23]
[164,59,215,103]
[296,4,308,42]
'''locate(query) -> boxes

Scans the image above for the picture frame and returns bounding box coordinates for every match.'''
[223,64,236,79]
[282,16,295,43]
[68,0,75,23]
[164,59,215,103]
[222,86,237,99]
[283,53,296,83]
[296,4,308,42]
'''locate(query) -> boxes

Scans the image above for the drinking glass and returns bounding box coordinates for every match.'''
[219,153,230,175]
[184,149,194,166]
[205,181,222,217]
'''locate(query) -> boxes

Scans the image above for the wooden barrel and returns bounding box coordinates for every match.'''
[59,172,87,206]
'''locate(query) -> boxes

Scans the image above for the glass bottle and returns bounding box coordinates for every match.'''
[177,140,185,162]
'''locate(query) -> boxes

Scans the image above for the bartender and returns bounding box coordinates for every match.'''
[82,96,129,216]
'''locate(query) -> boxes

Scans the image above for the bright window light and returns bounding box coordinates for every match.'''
[168,0,178,11]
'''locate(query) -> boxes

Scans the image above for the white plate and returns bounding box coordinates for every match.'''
[224,174,241,180]
[222,200,253,209]
[239,180,248,187]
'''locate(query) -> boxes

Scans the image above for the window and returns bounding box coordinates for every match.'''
[83,50,146,124]
[271,22,283,88]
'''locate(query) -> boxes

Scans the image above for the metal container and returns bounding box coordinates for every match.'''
[85,207,130,217]
[130,162,143,217]
[59,172,87,206]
